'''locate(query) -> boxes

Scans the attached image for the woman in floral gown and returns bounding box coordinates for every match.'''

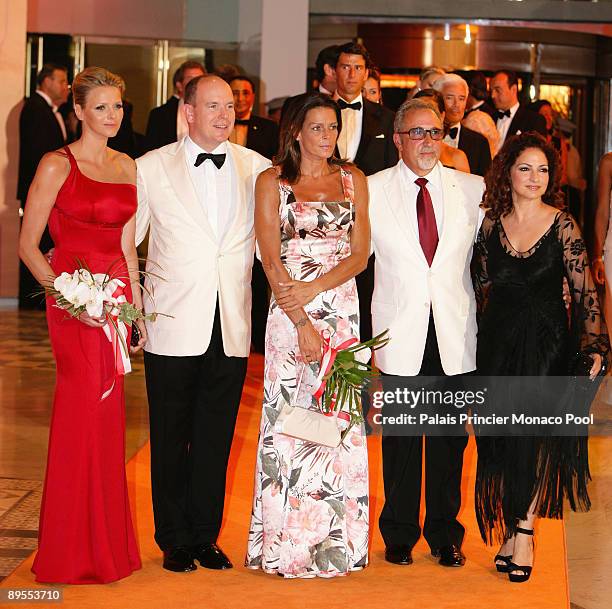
[246,93,370,578]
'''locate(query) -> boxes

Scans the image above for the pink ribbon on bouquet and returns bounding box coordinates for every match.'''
[312,333,358,423]
[100,280,132,401]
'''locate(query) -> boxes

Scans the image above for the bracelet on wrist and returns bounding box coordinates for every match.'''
[294,317,308,328]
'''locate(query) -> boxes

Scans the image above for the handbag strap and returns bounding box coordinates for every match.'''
[291,364,307,407]
[291,363,341,420]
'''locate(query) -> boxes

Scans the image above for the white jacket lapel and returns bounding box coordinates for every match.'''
[219,143,250,248]
[160,138,216,241]
[433,166,462,265]
[383,163,428,264]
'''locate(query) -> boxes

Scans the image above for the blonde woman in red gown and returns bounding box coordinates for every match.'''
[19,67,145,584]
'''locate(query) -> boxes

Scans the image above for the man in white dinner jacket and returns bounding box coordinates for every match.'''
[368,98,484,569]
[136,75,270,573]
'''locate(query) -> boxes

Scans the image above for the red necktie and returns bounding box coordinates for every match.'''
[415,177,438,265]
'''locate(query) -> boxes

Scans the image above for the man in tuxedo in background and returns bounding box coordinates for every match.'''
[145,60,206,151]
[280,45,340,119]
[228,74,279,353]
[229,76,278,160]
[333,40,397,342]
[136,75,270,573]
[490,69,546,148]
[17,63,69,309]
[333,41,397,175]
[464,71,496,120]
[369,99,484,569]
[434,73,491,177]
[314,44,339,95]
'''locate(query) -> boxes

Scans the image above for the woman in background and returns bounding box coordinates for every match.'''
[592,151,612,341]
[363,66,382,104]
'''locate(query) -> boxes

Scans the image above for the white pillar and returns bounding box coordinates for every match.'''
[238,0,309,112]
[0,0,27,302]
[260,0,309,103]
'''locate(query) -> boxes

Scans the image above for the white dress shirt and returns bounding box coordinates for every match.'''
[399,160,444,239]
[496,101,520,146]
[444,122,461,149]
[176,97,189,142]
[336,93,363,162]
[36,90,67,141]
[184,136,234,242]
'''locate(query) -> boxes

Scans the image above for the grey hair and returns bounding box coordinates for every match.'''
[433,73,469,95]
[394,99,442,132]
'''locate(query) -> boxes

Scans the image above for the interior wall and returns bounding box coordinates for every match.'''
[0,0,27,300]
[27,0,184,39]
[185,0,239,44]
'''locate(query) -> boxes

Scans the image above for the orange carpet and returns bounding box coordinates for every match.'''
[1,355,569,608]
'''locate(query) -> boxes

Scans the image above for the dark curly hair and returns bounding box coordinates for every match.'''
[482,132,564,220]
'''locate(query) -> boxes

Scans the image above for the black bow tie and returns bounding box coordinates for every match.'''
[194,152,226,169]
[234,119,250,126]
[337,99,362,111]
[496,109,511,120]
[448,126,459,139]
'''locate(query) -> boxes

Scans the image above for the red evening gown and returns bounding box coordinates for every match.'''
[32,146,141,584]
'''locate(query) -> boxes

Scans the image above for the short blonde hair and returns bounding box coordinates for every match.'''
[72,67,125,107]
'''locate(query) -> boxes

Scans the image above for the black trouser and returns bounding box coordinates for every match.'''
[379,314,469,551]
[250,257,269,354]
[355,254,375,343]
[144,305,247,551]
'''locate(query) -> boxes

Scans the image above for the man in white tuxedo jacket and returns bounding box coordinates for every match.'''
[369,99,484,568]
[136,75,270,573]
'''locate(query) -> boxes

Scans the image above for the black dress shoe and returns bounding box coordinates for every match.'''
[385,544,413,565]
[163,547,197,572]
[192,543,233,570]
[433,544,466,567]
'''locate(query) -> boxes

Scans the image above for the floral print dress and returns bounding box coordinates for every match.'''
[245,167,369,578]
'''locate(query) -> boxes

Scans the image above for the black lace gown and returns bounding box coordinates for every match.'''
[471,210,609,544]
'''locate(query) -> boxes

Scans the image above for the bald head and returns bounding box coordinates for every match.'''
[184,75,230,106]
[183,75,235,151]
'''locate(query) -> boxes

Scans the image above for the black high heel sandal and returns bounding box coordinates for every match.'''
[494,553,512,573]
[507,527,534,583]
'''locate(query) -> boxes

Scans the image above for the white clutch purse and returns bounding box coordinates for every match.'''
[274,364,342,448]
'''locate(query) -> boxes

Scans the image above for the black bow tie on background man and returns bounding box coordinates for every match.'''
[337,99,362,111]
[448,126,459,139]
[234,119,250,126]
[496,109,511,121]
[194,152,226,169]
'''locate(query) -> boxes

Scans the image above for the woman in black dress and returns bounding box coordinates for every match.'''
[471,133,608,583]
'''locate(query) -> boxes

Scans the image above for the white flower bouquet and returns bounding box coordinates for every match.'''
[40,260,169,399]
[51,267,160,331]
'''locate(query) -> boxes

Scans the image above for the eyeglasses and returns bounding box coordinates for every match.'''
[395,127,444,141]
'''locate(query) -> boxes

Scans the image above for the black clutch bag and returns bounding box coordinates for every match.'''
[568,352,607,378]
[130,323,141,348]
